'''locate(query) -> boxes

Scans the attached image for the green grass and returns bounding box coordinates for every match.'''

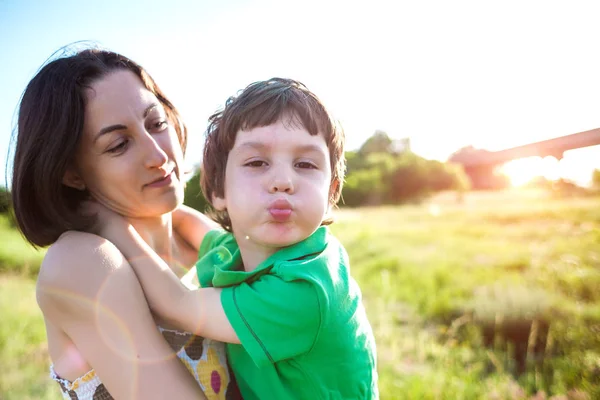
[1,189,599,399]
[0,277,61,400]
[330,189,600,399]
[0,214,45,277]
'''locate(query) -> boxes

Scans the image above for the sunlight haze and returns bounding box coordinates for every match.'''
[1,0,599,185]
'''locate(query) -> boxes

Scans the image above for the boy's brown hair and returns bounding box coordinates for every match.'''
[201,78,346,231]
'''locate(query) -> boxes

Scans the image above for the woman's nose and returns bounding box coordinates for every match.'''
[143,132,169,169]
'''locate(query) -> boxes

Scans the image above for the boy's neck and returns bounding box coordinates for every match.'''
[236,236,279,273]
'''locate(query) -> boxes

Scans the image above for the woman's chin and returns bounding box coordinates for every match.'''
[120,200,182,219]
[154,191,185,214]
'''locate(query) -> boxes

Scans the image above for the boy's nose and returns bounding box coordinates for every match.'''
[269,169,294,194]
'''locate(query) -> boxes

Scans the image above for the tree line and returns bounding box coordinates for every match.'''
[3,131,599,215]
[183,131,470,212]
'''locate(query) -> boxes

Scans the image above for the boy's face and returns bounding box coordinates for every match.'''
[213,116,332,251]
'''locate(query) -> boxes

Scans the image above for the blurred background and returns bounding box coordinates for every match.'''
[1,0,599,399]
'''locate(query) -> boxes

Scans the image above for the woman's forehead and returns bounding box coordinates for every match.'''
[84,71,160,131]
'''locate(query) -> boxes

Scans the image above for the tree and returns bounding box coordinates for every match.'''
[593,169,600,189]
[342,152,397,206]
[183,169,210,212]
[342,144,471,207]
[358,130,393,155]
[0,187,11,214]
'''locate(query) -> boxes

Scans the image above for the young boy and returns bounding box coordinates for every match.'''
[103,78,378,399]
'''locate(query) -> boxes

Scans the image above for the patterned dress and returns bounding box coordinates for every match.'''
[50,327,240,399]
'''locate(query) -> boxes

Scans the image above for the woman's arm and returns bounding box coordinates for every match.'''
[172,204,220,252]
[37,232,207,400]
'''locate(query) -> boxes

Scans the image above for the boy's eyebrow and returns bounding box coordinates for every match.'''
[236,142,326,156]
[236,141,269,152]
[295,144,328,157]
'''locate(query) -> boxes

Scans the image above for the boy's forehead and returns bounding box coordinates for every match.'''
[233,122,328,152]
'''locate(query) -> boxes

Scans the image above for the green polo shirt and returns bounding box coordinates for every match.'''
[195,226,378,400]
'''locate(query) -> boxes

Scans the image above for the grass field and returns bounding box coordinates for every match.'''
[0,215,45,277]
[1,189,599,399]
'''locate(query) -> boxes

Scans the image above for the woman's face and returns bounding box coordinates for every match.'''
[70,70,185,218]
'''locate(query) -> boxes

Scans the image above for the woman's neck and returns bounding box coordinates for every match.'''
[125,214,175,261]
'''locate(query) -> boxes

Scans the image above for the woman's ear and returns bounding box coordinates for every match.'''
[62,168,86,191]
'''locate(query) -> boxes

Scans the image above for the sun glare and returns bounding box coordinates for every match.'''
[500,153,596,187]
[501,157,545,186]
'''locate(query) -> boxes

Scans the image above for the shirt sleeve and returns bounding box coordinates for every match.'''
[198,229,228,258]
[221,274,322,367]
[196,229,232,288]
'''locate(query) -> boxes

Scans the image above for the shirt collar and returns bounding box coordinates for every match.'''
[210,226,329,287]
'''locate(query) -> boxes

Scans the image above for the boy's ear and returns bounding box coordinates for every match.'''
[62,168,86,191]
[326,202,333,216]
[212,194,227,211]
[328,179,340,203]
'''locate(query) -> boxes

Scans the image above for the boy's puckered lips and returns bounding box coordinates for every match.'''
[268,198,293,221]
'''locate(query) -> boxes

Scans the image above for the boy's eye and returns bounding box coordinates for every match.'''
[296,161,317,169]
[244,160,268,167]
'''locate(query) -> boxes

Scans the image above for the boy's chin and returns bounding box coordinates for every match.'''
[238,223,318,249]
[257,231,308,249]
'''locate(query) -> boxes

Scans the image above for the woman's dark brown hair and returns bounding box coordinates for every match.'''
[11,48,187,247]
[201,77,346,231]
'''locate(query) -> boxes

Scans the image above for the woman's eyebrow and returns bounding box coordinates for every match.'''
[94,103,159,143]
[143,103,159,117]
[94,124,127,143]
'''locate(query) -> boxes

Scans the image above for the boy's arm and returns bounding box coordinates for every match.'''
[88,202,319,357]
[113,226,322,368]
[172,204,220,252]
[108,224,240,343]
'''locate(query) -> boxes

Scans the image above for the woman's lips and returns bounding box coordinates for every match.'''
[146,171,174,188]
[268,199,293,221]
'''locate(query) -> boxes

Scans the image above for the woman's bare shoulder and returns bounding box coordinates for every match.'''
[37,231,129,311]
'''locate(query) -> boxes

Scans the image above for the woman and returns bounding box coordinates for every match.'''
[11,48,236,399]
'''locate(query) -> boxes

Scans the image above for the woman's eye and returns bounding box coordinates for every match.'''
[244,160,268,167]
[107,140,129,154]
[153,120,168,130]
[296,161,317,169]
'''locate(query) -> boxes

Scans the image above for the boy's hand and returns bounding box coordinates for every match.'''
[81,201,151,264]
[81,200,130,240]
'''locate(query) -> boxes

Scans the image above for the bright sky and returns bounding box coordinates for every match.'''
[1,0,599,186]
